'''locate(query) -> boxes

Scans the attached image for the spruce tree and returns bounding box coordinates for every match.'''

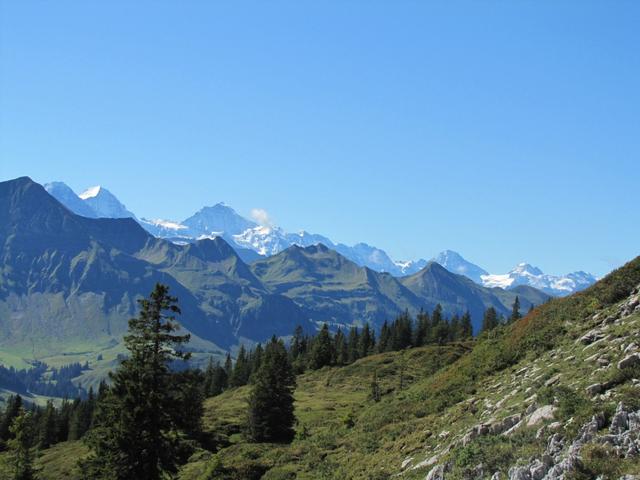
[482,306,499,333]
[7,409,37,480]
[377,321,391,353]
[347,326,360,362]
[334,328,348,365]
[230,345,251,387]
[510,296,521,323]
[81,283,196,480]
[359,323,375,357]
[430,305,449,345]
[0,395,23,448]
[37,401,57,449]
[413,309,430,347]
[309,324,334,369]
[246,337,296,443]
[370,370,381,402]
[460,311,473,339]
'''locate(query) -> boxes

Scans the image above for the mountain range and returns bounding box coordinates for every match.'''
[44,181,597,296]
[1,177,553,366]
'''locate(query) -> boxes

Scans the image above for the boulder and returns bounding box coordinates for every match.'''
[578,329,604,345]
[545,374,561,387]
[618,353,640,370]
[585,383,603,396]
[527,405,557,426]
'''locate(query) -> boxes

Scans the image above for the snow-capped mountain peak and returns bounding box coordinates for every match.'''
[43,179,597,296]
[481,264,597,297]
[432,250,489,283]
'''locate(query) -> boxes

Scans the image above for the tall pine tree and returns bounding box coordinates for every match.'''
[246,337,296,443]
[81,283,197,480]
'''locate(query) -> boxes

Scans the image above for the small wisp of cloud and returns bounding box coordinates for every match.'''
[251,208,274,228]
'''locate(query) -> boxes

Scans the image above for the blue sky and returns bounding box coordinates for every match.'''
[1,1,638,276]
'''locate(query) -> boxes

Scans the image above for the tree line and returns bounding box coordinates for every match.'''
[201,299,525,398]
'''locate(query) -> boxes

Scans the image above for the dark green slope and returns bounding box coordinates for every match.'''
[252,247,550,332]
[251,243,422,328]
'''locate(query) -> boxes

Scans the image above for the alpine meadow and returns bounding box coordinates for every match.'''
[1,2,639,480]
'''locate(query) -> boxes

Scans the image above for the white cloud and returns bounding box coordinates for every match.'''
[250,208,274,227]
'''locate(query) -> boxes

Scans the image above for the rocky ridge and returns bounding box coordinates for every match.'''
[409,284,640,479]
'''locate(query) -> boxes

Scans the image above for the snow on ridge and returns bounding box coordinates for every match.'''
[79,185,102,199]
[142,218,187,230]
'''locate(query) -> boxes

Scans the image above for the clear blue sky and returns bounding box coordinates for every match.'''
[1,1,638,277]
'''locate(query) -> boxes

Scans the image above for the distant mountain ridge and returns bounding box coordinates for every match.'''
[0,177,555,367]
[45,180,596,296]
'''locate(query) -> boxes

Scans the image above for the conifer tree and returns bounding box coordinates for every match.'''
[223,352,233,380]
[309,324,333,369]
[81,283,196,480]
[246,337,296,443]
[7,409,37,480]
[37,401,57,449]
[413,309,430,347]
[0,395,23,449]
[230,345,251,387]
[482,306,499,333]
[334,328,348,365]
[249,343,264,381]
[370,370,381,402]
[377,321,391,353]
[449,314,461,342]
[430,305,450,345]
[460,311,473,339]
[359,323,375,357]
[347,326,360,362]
[510,296,521,323]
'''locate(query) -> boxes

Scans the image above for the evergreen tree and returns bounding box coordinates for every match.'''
[246,337,296,443]
[370,370,381,402]
[309,324,333,369]
[413,309,430,347]
[510,296,521,323]
[56,398,73,443]
[482,306,499,333]
[359,323,375,357]
[81,283,196,480]
[449,314,461,342]
[377,321,391,353]
[203,357,216,396]
[430,305,450,345]
[68,390,94,441]
[7,409,37,480]
[334,328,348,365]
[230,345,251,387]
[249,343,264,381]
[391,312,413,350]
[460,311,473,339]
[223,353,233,380]
[0,395,23,449]
[347,326,360,362]
[37,401,57,449]
[289,325,305,361]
